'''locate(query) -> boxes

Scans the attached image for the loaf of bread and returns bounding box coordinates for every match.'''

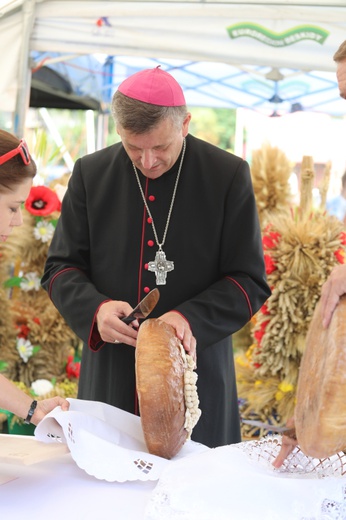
[295,295,346,457]
[136,318,201,459]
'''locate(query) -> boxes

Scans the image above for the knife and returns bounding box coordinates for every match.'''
[121,288,160,324]
[241,419,297,440]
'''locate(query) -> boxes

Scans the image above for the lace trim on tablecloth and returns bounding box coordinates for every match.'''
[145,436,346,520]
[238,436,346,478]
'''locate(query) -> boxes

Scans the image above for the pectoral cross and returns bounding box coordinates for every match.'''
[148,249,174,285]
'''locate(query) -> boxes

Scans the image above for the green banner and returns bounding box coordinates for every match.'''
[226,23,329,47]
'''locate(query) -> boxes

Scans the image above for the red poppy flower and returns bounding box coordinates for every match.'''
[334,249,346,264]
[264,254,277,274]
[25,186,61,216]
[66,355,81,379]
[16,323,30,339]
[340,232,346,245]
[262,231,281,250]
[260,303,270,315]
[254,319,269,345]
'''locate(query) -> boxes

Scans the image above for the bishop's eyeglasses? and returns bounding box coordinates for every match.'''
[0,139,31,166]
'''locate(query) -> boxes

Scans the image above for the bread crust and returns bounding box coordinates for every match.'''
[136,319,188,459]
[295,295,346,457]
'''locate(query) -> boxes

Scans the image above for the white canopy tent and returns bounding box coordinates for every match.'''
[1,0,346,137]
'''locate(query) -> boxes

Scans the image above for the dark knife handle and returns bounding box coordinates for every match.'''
[121,312,140,324]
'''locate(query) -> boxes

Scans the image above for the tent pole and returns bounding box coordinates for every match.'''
[14,0,36,138]
[234,108,246,159]
[38,108,75,172]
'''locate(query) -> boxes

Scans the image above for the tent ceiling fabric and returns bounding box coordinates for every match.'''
[0,0,346,128]
[27,2,346,71]
[31,52,344,116]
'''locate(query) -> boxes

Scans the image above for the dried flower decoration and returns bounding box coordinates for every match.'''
[19,272,41,291]
[16,338,34,363]
[4,271,41,290]
[33,220,55,243]
[31,379,54,396]
[236,153,346,437]
[66,355,81,379]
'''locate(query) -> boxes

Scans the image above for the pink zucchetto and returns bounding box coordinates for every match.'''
[118,66,186,107]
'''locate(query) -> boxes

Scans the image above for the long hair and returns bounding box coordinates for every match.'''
[0,130,36,193]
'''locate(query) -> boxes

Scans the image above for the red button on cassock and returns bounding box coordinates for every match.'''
[148,240,154,247]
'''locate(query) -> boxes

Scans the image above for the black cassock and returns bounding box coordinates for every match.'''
[42,133,271,448]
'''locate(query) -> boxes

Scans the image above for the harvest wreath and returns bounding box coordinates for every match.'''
[236,149,346,437]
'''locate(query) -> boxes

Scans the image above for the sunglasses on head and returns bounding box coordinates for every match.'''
[0,139,31,166]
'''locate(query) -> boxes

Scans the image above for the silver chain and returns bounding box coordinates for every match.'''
[132,138,186,249]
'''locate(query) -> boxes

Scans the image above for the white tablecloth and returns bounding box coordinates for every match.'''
[0,399,208,520]
[145,440,346,520]
[0,443,156,519]
[2,400,346,520]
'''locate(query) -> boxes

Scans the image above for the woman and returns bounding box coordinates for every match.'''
[0,129,69,425]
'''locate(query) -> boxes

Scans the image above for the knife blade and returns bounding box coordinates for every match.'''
[241,419,297,439]
[121,288,160,324]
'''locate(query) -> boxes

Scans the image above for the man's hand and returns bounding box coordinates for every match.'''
[320,264,346,328]
[96,301,139,347]
[158,311,197,365]
[272,417,298,468]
